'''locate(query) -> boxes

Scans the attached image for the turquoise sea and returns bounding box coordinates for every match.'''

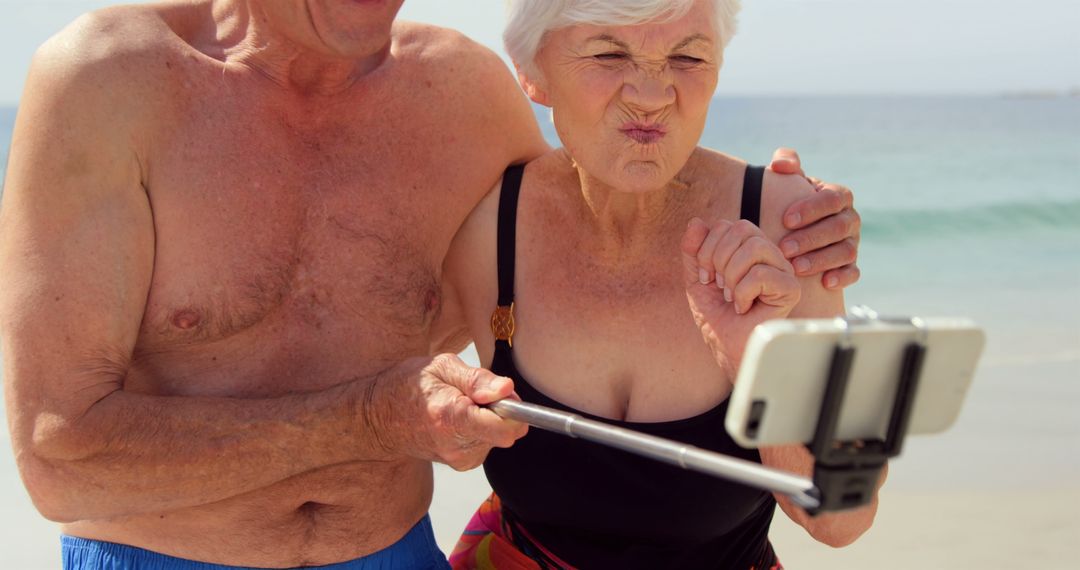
[1,97,1079,568]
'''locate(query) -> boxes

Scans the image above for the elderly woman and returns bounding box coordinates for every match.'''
[441,0,879,568]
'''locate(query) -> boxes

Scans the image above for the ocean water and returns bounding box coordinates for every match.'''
[1,97,1079,566]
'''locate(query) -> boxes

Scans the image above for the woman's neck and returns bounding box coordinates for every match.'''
[569,150,707,261]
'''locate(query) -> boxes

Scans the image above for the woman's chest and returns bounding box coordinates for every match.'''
[505,254,734,423]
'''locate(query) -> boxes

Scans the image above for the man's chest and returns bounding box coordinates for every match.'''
[131,102,493,375]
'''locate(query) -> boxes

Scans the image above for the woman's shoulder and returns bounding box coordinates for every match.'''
[469,150,572,219]
[687,147,815,240]
[686,147,745,176]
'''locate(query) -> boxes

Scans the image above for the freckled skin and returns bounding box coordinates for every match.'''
[0,0,546,566]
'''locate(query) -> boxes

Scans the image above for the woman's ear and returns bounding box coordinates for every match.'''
[517,66,551,107]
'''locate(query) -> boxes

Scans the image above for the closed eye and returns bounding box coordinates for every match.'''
[593,52,629,61]
[670,55,705,65]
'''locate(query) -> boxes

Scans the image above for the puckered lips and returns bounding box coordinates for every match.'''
[620,122,668,145]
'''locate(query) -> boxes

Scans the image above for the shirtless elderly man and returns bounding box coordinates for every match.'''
[0,1,861,568]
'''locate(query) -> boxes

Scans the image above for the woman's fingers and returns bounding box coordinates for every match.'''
[683,218,798,315]
[712,220,773,295]
[694,220,733,286]
[680,218,712,286]
[731,264,801,316]
[722,235,793,303]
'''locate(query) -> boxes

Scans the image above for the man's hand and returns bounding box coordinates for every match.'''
[368,354,528,471]
[769,148,861,291]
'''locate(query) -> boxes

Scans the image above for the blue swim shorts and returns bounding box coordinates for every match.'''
[61,515,451,570]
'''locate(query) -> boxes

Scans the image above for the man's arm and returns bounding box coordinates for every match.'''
[429,31,549,355]
[759,172,880,547]
[0,26,522,523]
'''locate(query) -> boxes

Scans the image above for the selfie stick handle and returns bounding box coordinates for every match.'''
[488,398,821,511]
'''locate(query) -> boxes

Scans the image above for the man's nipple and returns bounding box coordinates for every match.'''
[170,309,202,330]
[425,288,440,315]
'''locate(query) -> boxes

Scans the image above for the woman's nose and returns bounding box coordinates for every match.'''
[621,72,676,114]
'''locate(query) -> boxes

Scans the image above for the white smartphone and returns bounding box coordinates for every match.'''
[725,316,985,448]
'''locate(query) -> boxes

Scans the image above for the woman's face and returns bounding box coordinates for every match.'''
[531,0,720,193]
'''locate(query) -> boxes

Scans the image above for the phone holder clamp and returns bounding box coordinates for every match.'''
[805,313,928,515]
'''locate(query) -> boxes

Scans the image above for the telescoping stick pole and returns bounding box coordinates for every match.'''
[488,399,821,511]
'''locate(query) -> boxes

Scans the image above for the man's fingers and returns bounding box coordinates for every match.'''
[790,238,858,277]
[433,354,514,404]
[461,402,528,449]
[439,395,529,471]
[822,264,861,290]
[780,208,859,263]
[782,184,854,231]
[769,147,804,177]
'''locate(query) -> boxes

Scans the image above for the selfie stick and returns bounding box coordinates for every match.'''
[488,310,927,515]
[488,398,822,511]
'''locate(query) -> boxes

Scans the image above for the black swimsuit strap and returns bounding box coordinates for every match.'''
[741,165,765,226]
[496,164,525,307]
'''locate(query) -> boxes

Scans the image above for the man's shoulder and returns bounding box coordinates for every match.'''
[392,21,512,88]
[393,21,496,61]
[31,4,177,92]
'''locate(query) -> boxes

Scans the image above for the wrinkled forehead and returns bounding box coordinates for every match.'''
[553,2,718,55]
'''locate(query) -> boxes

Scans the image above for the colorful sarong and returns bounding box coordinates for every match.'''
[449,493,574,570]
[450,494,785,570]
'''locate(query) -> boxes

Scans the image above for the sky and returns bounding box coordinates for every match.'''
[0,0,1077,105]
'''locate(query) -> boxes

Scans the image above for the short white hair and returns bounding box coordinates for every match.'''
[504,0,741,75]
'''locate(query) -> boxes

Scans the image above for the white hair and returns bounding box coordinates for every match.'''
[504,0,741,76]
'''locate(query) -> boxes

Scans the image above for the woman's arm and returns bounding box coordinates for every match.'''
[768,148,861,291]
[759,171,883,547]
[761,445,887,547]
[682,169,882,546]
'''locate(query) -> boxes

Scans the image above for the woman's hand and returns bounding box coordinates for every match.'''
[680,218,801,378]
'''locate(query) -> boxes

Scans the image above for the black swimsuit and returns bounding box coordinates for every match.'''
[481,164,780,570]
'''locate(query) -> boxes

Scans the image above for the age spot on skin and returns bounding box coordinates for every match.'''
[170,309,202,330]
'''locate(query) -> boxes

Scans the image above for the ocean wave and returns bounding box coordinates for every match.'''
[861,199,1080,242]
